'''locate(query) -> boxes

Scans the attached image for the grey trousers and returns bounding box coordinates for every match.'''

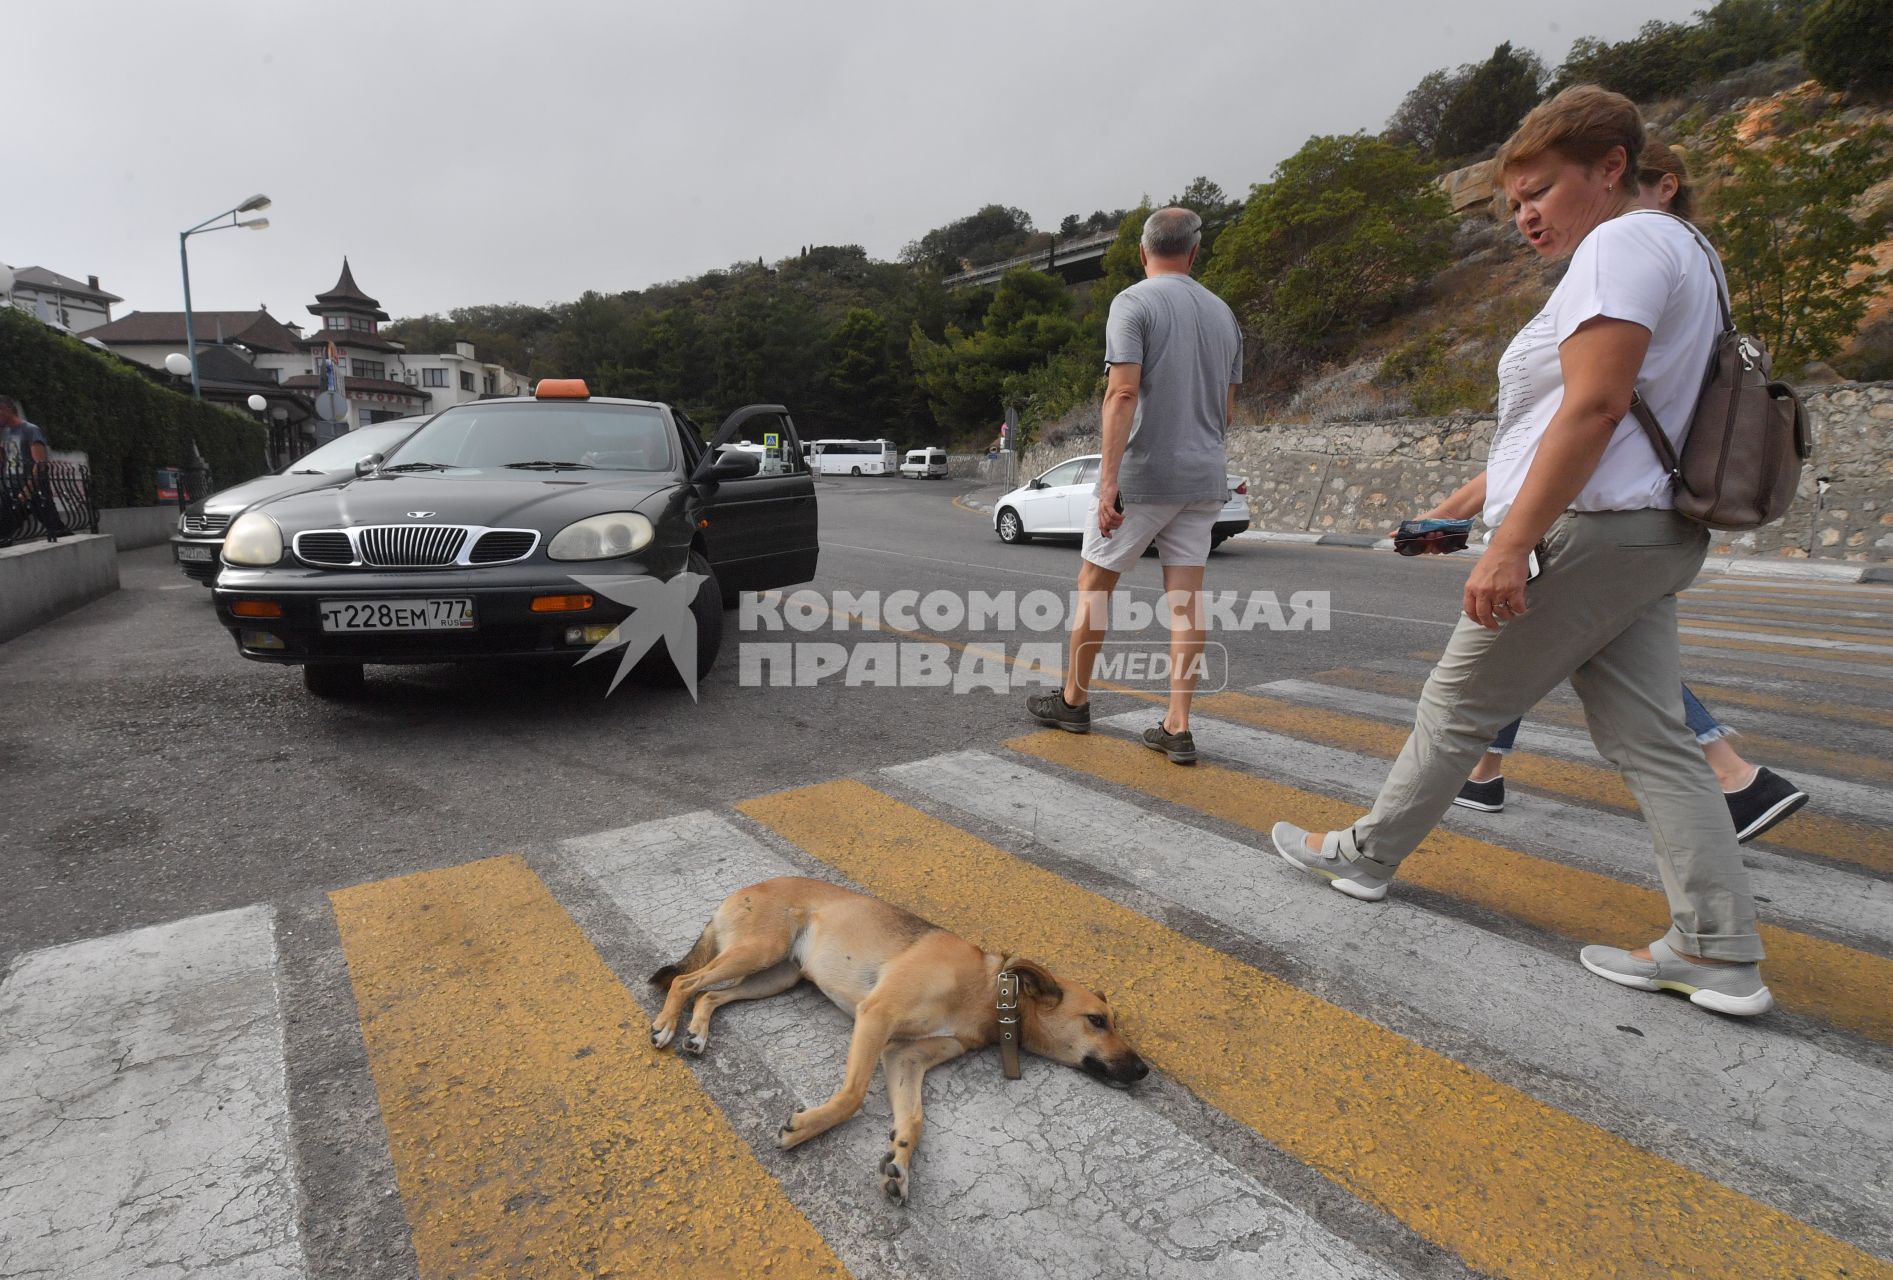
[1343,508,1764,962]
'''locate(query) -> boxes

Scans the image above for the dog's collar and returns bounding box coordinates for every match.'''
[994,967,1023,1080]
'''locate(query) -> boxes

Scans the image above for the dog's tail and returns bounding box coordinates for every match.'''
[650,924,717,990]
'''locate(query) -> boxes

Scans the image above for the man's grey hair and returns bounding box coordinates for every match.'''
[1142,207,1203,258]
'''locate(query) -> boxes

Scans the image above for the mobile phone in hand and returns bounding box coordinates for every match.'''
[1393,517,1473,556]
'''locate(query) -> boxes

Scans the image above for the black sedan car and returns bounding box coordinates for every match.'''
[213,383,818,696]
[172,417,430,584]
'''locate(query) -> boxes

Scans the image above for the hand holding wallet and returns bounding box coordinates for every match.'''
[1392,516,1474,556]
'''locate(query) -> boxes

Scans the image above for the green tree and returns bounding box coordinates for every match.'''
[909,268,1080,435]
[1384,67,1471,155]
[1202,135,1454,371]
[900,204,1039,274]
[1691,0,1813,78]
[822,309,905,438]
[1434,42,1547,160]
[1704,118,1893,371]
[1551,22,1700,101]
[1802,0,1893,93]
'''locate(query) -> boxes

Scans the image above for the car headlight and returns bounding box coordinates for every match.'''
[222,512,284,566]
[547,512,655,561]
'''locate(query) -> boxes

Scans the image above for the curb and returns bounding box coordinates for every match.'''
[1232,529,1890,582]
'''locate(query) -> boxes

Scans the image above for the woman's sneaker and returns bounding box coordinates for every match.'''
[1452,776,1505,813]
[1269,823,1392,901]
[1026,690,1090,733]
[1579,938,1773,1017]
[1725,767,1808,844]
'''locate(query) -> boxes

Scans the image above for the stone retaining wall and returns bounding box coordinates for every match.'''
[1019,381,1893,561]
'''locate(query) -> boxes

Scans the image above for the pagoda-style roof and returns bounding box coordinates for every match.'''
[308,258,390,321]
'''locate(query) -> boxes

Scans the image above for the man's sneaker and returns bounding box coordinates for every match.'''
[1726,767,1808,844]
[1142,723,1197,764]
[1452,775,1505,813]
[1026,690,1090,734]
[1578,938,1773,1017]
[1268,822,1391,902]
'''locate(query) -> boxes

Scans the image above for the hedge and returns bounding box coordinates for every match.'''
[1,307,268,508]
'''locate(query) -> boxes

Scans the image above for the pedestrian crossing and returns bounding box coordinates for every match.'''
[3,573,1890,1278]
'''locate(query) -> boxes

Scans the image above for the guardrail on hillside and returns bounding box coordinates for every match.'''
[1,461,101,547]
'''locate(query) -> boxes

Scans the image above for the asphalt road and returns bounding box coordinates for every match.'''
[4,478,1891,1280]
[0,478,1473,965]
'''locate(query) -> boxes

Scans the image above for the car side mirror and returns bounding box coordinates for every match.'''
[693,450,762,484]
[1030,478,1045,490]
[354,453,385,477]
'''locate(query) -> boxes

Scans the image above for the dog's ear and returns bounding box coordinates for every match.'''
[1010,959,1063,1007]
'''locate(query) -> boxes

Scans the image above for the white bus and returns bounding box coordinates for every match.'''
[809,438,898,476]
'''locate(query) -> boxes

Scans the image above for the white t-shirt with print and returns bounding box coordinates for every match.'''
[1484,209,1725,529]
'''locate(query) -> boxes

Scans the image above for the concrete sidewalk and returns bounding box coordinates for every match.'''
[955,483,1893,583]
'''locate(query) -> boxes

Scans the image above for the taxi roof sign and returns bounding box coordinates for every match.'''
[535,378,591,399]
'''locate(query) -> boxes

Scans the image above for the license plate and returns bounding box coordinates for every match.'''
[319,598,476,632]
[176,545,215,563]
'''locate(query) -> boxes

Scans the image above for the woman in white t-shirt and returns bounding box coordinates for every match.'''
[1269,86,1773,1017]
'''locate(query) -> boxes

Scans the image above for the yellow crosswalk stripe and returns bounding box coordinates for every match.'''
[1685,681,1893,732]
[1682,617,1893,650]
[1203,690,1893,878]
[1691,583,1893,604]
[1680,629,1893,665]
[330,855,848,1280]
[1681,653,1893,696]
[740,780,1885,1280]
[1308,666,1893,787]
[1011,730,1893,1045]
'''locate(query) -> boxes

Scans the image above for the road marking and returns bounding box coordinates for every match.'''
[1012,727,1893,1045]
[1679,621,1893,655]
[1094,703,1893,951]
[1253,679,1893,823]
[1685,680,1893,732]
[329,856,846,1280]
[740,779,1886,1280]
[1263,683,1893,875]
[562,812,1396,1279]
[885,748,1893,1246]
[1694,581,1893,601]
[1679,628,1893,664]
[0,906,304,1279]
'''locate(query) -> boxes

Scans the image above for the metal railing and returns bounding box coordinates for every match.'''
[1,461,100,547]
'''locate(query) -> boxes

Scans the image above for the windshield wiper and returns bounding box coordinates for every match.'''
[383,462,453,472]
[501,460,595,470]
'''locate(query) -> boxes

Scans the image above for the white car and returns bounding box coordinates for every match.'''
[900,447,949,479]
[993,454,1251,549]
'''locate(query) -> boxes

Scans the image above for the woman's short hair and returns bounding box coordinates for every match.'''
[1637,138,1695,221]
[1495,84,1645,182]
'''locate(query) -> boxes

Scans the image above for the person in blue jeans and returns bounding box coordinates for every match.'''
[1455,681,1809,843]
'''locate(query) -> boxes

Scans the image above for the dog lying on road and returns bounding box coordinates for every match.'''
[649,876,1149,1204]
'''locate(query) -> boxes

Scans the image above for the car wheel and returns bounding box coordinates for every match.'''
[1210,531,1230,552]
[303,663,365,698]
[997,508,1029,544]
[638,549,723,685]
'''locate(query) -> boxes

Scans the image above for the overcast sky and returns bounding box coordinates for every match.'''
[11,0,1705,327]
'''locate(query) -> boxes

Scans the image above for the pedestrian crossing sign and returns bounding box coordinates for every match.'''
[764,432,780,448]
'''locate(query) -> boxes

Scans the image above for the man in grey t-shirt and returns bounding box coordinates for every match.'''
[1025,207,1243,763]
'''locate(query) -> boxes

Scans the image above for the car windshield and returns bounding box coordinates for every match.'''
[383,403,674,473]
[285,422,420,473]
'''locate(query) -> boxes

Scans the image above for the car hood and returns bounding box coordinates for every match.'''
[244,471,685,532]
[197,469,354,518]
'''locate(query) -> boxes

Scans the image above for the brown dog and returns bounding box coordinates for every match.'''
[648,876,1148,1204]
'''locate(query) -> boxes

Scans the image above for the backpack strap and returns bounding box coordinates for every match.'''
[1627,211,1731,481]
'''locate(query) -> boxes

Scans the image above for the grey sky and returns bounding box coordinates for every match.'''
[10,0,1704,328]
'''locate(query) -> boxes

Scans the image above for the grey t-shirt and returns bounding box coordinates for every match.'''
[1103,274,1243,504]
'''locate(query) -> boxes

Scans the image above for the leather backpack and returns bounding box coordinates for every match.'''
[1628,213,1811,531]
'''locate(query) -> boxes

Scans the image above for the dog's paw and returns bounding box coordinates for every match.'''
[879,1158,909,1206]
[682,1030,707,1056]
[776,1108,804,1149]
[649,1022,675,1050]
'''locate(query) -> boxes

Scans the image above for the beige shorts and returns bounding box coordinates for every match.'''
[1080,497,1223,572]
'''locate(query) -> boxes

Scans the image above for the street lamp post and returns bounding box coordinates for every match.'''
[179,194,271,399]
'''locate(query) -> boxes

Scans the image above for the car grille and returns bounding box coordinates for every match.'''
[182,512,232,535]
[358,525,470,568]
[291,525,539,569]
[469,530,538,564]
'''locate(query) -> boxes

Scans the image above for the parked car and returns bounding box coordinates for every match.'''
[899,447,949,479]
[992,454,1250,549]
[212,383,819,697]
[171,417,431,584]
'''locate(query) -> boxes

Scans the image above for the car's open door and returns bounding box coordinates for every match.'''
[697,404,819,602]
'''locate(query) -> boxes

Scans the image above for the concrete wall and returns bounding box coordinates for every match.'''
[1019,381,1893,562]
[99,505,182,550]
[0,535,119,643]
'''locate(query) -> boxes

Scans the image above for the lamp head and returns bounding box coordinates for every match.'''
[247,394,269,412]
[164,352,193,376]
[240,217,270,231]
[237,194,271,213]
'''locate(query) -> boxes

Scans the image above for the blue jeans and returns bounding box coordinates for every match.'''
[1489,682,1728,752]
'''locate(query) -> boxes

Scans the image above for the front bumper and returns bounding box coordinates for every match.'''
[171,535,223,583]
[214,553,682,665]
